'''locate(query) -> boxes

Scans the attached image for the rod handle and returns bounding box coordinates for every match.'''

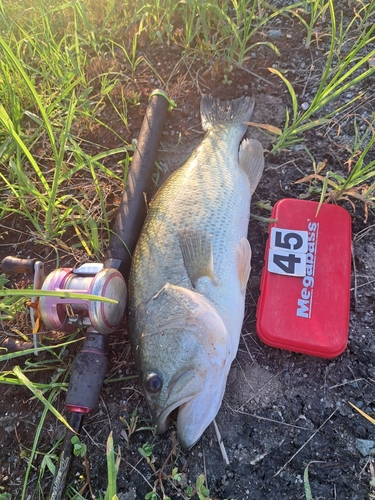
[65,332,109,413]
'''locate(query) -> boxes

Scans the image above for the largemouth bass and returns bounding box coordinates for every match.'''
[128,95,264,449]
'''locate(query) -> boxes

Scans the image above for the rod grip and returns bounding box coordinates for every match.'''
[65,332,109,413]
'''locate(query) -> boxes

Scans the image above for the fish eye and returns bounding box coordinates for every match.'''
[145,372,162,393]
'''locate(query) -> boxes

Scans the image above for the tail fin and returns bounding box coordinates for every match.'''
[200,95,254,135]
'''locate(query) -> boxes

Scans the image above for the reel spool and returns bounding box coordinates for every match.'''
[39,263,127,334]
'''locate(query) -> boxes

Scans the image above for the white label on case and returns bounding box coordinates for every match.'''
[268,228,308,276]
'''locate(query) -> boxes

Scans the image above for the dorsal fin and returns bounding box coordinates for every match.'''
[239,138,264,194]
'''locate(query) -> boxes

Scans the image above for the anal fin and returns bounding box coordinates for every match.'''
[179,230,216,287]
[239,138,264,194]
[237,237,252,294]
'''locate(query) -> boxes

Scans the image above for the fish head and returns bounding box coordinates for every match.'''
[134,283,228,448]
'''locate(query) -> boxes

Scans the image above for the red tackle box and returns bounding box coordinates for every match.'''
[256,199,352,358]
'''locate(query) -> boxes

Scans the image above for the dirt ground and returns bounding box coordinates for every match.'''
[1,4,375,500]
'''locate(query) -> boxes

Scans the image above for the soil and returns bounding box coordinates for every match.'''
[1,4,375,500]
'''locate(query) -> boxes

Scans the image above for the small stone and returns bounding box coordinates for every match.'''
[117,488,137,500]
[301,102,309,111]
[356,438,375,456]
[268,29,282,40]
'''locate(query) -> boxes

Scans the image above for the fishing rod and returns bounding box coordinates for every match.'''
[1,89,174,499]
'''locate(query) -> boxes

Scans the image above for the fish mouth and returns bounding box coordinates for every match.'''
[156,395,195,434]
[154,370,204,434]
[158,396,207,449]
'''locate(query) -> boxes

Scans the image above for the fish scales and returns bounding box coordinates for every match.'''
[128,95,264,448]
[131,129,247,302]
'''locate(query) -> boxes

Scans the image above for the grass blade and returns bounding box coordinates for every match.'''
[303,462,313,500]
[1,288,118,303]
[0,105,51,195]
[105,432,119,500]
[0,338,83,363]
[349,402,375,425]
[13,366,75,432]
[0,36,58,159]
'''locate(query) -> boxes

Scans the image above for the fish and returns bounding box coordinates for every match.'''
[128,95,264,449]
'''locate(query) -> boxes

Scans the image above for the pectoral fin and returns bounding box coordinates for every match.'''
[239,138,264,194]
[237,237,252,294]
[179,230,216,287]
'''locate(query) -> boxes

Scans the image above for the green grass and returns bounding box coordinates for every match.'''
[0,274,26,321]
[295,118,375,220]
[0,0,131,256]
[253,0,375,152]
[1,0,375,498]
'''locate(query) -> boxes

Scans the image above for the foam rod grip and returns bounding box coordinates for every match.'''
[65,332,109,413]
[1,256,36,275]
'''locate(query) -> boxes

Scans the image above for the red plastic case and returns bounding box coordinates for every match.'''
[256,199,352,358]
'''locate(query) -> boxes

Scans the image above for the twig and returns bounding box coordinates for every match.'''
[203,448,208,488]
[239,330,255,362]
[125,457,161,498]
[328,377,366,390]
[235,63,278,87]
[227,405,312,430]
[250,450,269,465]
[85,454,95,499]
[357,456,372,480]
[233,357,255,394]
[301,63,317,98]
[157,436,179,492]
[350,278,375,291]
[78,454,95,499]
[274,408,338,477]
[213,419,229,465]
[237,369,285,411]
[72,431,158,497]
[353,223,375,242]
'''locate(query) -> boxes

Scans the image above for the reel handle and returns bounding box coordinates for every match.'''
[1,256,36,275]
